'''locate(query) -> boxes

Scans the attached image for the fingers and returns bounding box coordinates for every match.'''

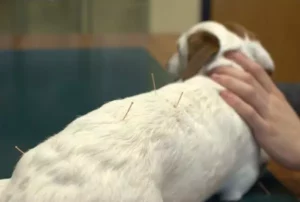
[211,72,269,118]
[220,90,267,133]
[212,67,268,97]
[225,52,276,92]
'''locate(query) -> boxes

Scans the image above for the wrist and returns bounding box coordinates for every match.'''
[257,133,300,171]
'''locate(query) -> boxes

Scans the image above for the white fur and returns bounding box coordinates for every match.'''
[167,21,274,77]
[165,21,275,201]
[0,180,8,196]
[0,21,274,202]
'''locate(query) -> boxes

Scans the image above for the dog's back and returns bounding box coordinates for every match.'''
[0,76,257,202]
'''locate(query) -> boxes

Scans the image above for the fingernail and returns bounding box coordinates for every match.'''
[224,50,237,58]
[220,90,230,97]
[208,67,222,76]
[220,91,235,102]
[211,73,221,80]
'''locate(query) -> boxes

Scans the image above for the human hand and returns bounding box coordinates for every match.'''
[210,51,300,170]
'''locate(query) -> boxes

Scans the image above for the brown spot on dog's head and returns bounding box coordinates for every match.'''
[223,22,257,40]
[224,22,274,77]
[265,69,273,77]
[180,31,220,80]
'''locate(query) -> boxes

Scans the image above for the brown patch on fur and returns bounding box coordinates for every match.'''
[223,22,257,40]
[224,22,274,77]
[180,31,220,80]
[266,69,273,76]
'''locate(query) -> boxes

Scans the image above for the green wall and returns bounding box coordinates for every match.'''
[0,0,149,34]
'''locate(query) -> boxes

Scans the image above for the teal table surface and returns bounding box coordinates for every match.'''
[0,47,298,201]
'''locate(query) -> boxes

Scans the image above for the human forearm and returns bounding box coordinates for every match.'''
[257,131,300,170]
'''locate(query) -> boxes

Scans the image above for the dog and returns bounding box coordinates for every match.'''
[0,21,274,202]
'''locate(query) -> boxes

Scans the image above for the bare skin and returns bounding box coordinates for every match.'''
[210,51,300,171]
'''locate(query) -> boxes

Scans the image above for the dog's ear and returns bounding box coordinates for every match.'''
[223,22,274,77]
[223,22,257,40]
[180,31,220,80]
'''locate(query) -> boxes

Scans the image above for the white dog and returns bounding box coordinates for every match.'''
[0,21,274,202]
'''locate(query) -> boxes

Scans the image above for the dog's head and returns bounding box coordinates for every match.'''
[166,21,275,80]
[166,21,273,167]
